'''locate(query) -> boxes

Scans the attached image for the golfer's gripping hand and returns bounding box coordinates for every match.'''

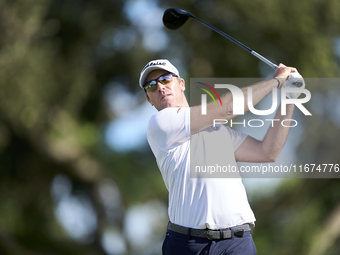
[274,63,297,80]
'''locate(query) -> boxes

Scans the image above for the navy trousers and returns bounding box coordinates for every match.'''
[162,228,257,255]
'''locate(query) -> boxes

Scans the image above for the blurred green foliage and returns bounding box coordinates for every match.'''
[0,0,339,254]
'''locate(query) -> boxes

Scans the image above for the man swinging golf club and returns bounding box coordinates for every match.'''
[139,58,300,254]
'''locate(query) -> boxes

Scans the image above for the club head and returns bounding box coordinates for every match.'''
[163,8,194,30]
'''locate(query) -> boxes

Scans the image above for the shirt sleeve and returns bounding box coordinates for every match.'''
[223,126,248,152]
[147,107,190,152]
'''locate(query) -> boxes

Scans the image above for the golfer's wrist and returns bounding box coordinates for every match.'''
[273,77,284,89]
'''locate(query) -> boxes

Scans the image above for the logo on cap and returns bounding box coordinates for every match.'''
[142,61,167,73]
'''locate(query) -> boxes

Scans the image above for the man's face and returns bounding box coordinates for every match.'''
[144,69,185,111]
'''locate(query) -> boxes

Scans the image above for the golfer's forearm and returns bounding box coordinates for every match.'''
[261,104,295,161]
[218,78,278,122]
[190,79,278,134]
[234,78,278,116]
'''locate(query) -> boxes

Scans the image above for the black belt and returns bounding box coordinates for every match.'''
[167,222,252,240]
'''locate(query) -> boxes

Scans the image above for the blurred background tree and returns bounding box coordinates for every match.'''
[0,0,339,254]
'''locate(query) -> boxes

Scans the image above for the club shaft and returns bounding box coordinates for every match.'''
[192,16,278,70]
[251,51,278,70]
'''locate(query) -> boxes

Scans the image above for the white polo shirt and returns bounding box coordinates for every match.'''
[147,107,255,229]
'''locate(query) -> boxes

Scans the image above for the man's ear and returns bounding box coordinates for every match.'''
[180,78,186,92]
[146,94,154,106]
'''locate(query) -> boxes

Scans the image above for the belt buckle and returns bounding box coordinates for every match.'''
[234,229,245,237]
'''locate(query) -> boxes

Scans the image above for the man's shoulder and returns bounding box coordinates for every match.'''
[148,107,190,134]
[147,107,191,149]
[158,107,188,115]
[150,107,189,122]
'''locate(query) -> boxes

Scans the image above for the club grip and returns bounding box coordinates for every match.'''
[250,51,278,70]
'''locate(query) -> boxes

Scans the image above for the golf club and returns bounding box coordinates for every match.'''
[163,8,278,70]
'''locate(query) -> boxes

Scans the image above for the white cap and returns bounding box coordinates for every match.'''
[139,59,179,88]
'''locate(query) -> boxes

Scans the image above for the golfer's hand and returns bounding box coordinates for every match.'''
[274,63,297,80]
